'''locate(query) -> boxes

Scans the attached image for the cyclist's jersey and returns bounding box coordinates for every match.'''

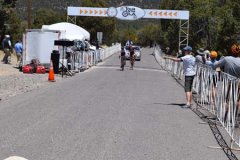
[130,50,135,57]
[121,51,125,56]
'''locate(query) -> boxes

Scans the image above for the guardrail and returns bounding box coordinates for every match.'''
[153,45,240,148]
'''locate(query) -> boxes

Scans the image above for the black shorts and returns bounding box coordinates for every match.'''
[185,76,195,92]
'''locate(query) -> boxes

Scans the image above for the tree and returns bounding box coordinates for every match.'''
[158,0,240,54]
[77,0,116,45]
[0,0,19,44]
[32,9,65,29]
[2,0,17,8]
[7,9,21,42]
[138,24,163,46]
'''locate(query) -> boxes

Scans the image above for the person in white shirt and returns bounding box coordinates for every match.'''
[125,39,133,46]
[164,46,196,108]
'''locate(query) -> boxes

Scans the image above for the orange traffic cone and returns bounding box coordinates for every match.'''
[48,61,55,82]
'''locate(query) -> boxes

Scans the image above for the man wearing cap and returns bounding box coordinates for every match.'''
[2,35,12,64]
[164,46,196,108]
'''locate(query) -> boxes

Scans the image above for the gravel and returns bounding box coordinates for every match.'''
[0,51,62,101]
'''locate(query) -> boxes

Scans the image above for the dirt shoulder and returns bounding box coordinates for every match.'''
[0,50,20,76]
[0,51,61,101]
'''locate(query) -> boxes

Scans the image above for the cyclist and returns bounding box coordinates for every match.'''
[119,46,126,71]
[129,45,135,70]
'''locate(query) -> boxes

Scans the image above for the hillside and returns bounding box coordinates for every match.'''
[16,0,82,19]
[16,0,161,19]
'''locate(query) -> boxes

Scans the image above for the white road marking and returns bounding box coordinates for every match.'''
[4,156,28,160]
[95,66,165,72]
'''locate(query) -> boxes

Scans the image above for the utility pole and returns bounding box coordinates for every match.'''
[27,0,31,29]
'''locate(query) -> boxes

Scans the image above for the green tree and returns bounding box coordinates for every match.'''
[7,10,21,42]
[32,9,65,29]
[0,0,19,44]
[77,0,116,45]
[216,1,240,54]
[158,0,240,54]
[138,24,163,46]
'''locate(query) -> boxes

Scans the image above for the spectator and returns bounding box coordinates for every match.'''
[214,44,240,78]
[2,35,12,64]
[204,50,211,61]
[177,49,184,58]
[214,43,240,123]
[165,47,170,54]
[206,51,218,105]
[206,51,218,69]
[14,40,23,66]
[164,46,196,108]
[196,48,206,64]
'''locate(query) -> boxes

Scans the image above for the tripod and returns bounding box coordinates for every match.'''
[54,40,74,78]
[59,61,73,77]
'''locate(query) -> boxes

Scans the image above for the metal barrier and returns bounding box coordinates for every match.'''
[66,44,121,72]
[153,46,240,148]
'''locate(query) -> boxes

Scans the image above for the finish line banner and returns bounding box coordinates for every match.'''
[68,6,189,20]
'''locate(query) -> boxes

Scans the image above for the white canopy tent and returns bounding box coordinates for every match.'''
[42,22,90,41]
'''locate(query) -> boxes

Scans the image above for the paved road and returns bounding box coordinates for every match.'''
[0,48,232,160]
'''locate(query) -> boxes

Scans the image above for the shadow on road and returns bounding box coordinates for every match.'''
[153,103,186,107]
[98,64,162,71]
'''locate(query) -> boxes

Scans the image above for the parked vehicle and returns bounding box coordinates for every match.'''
[22,29,62,68]
[124,45,141,61]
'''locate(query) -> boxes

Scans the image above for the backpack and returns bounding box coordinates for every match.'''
[30,58,40,66]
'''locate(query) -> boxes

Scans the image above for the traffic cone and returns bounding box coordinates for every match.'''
[48,61,55,82]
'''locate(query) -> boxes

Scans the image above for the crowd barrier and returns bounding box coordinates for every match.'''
[66,43,121,71]
[153,45,240,148]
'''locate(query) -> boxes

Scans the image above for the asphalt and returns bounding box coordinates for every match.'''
[0,47,235,160]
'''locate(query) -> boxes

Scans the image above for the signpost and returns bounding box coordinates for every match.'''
[97,32,103,44]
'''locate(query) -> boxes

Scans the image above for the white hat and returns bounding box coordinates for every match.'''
[5,35,10,38]
[197,48,205,55]
[203,50,210,55]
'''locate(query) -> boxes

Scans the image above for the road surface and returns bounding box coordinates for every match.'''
[0,48,232,160]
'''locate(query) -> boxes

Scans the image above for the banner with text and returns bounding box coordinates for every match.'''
[68,6,189,20]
